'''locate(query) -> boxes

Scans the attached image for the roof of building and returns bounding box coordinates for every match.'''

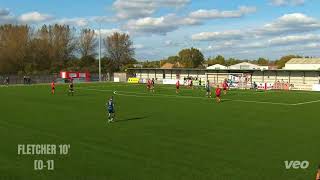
[229,62,260,67]
[161,63,174,69]
[207,64,227,68]
[161,62,184,69]
[286,58,320,64]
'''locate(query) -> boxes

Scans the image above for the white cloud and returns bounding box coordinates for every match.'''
[133,44,144,49]
[165,40,173,46]
[0,8,10,16]
[189,6,256,19]
[191,13,320,58]
[57,18,89,27]
[164,40,183,46]
[122,5,257,35]
[268,34,320,45]
[192,31,244,41]
[89,16,117,23]
[124,14,197,35]
[270,0,306,6]
[257,13,320,35]
[0,8,16,24]
[205,41,235,51]
[113,0,190,19]
[304,43,320,49]
[19,12,52,24]
[95,28,127,37]
[193,13,320,42]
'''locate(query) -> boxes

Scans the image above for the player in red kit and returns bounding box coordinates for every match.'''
[147,79,151,90]
[176,80,180,94]
[222,79,229,95]
[147,79,154,92]
[51,81,55,95]
[215,85,221,103]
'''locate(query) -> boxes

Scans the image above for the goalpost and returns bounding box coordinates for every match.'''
[205,72,252,89]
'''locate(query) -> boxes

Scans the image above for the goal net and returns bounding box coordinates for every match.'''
[205,73,252,89]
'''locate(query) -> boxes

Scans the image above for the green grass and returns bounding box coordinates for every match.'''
[1,82,320,180]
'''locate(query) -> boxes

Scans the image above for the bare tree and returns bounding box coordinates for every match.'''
[78,28,97,58]
[0,25,31,73]
[104,32,134,72]
[50,24,77,63]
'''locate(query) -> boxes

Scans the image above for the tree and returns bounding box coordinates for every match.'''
[167,56,179,64]
[34,24,76,72]
[215,55,225,65]
[104,32,134,72]
[257,57,269,66]
[225,58,241,66]
[78,28,97,58]
[142,61,161,68]
[206,55,226,66]
[178,48,204,68]
[0,24,31,73]
[0,24,77,74]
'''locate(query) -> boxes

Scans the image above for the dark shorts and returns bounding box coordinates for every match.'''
[176,86,180,89]
[216,94,221,97]
[108,109,114,113]
[223,88,227,90]
[52,87,55,90]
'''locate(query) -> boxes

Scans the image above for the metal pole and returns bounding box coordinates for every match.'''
[98,24,102,82]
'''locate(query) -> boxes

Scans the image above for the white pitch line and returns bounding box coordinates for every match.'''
[113,90,293,106]
[80,87,320,106]
[227,99,293,106]
[113,91,208,100]
[291,99,320,106]
[78,87,114,92]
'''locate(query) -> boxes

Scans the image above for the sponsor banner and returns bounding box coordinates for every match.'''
[128,78,140,84]
[193,80,199,86]
[114,77,120,82]
[163,79,184,85]
[228,82,239,89]
[228,74,252,89]
[139,78,148,84]
[312,84,320,91]
[184,80,191,86]
[257,82,274,90]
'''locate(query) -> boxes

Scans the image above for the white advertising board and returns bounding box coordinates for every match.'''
[312,84,320,91]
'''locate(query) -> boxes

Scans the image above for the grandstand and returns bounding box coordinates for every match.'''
[128,68,320,91]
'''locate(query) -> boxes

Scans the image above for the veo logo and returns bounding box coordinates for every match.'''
[284,160,309,169]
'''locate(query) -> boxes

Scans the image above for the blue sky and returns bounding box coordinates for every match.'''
[1,0,320,60]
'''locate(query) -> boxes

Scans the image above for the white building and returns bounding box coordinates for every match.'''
[229,62,268,70]
[206,64,228,70]
[284,58,320,70]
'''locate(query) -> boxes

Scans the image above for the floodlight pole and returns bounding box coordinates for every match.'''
[98,24,102,82]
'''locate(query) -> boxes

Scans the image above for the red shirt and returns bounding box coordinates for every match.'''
[176,81,180,87]
[215,88,221,95]
[223,82,228,88]
[51,82,55,88]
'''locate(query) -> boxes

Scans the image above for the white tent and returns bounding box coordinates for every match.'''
[229,62,266,70]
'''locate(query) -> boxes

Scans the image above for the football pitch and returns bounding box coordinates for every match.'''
[0,82,320,180]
